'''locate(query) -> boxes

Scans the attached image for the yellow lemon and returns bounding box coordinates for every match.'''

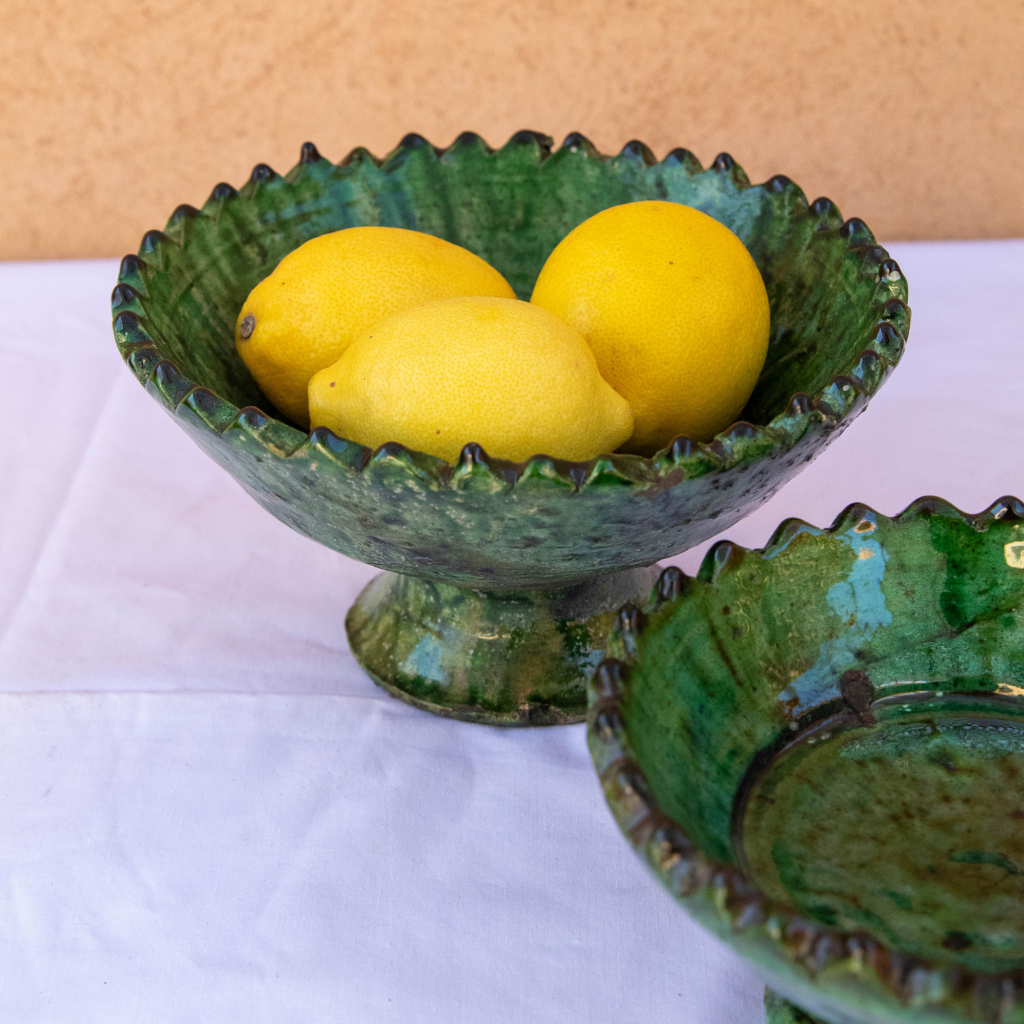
[530,200,770,453]
[308,296,634,464]
[235,226,516,427]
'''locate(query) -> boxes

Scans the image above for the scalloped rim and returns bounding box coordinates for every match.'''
[111,129,909,493]
[588,495,1024,1017]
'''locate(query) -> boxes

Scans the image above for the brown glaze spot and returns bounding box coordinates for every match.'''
[839,669,876,726]
[239,314,256,339]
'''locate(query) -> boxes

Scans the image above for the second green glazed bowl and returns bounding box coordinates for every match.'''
[589,496,1024,1024]
[112,130,909,724]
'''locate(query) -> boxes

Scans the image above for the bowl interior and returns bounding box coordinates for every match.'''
[130,132,900,435]
[614,497,1024,972]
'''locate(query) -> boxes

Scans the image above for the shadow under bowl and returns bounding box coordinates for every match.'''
[589,496,1024,1024]
[112,130,909,725]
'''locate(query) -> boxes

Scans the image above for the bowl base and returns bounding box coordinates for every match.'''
[765,989,828,1024]
[346,565,662,726]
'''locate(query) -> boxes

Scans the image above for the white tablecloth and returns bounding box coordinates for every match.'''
[1,241,1022,1023]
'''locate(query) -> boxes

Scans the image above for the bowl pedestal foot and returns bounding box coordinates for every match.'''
[346,564,662,726]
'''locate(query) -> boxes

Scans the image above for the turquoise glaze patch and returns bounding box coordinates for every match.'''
[779,516,892,714]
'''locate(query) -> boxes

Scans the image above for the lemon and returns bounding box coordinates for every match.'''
[308,296,634,464]
[530,200,770,453]
[235,226,516,427]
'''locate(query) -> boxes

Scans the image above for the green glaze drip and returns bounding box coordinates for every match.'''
[950,851,1024,874]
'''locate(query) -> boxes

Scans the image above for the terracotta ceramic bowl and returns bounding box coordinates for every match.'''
[588,496,1024,1024]
[111,130,909,725]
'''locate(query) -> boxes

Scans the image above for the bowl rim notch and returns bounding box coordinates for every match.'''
[587,494,1024,1024]
[111,129,910,497]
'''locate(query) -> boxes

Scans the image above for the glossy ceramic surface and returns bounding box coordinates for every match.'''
[766,990,830,1024]
[589,496,1024,1024]
[112,130,908,724]
[347,565,662,724]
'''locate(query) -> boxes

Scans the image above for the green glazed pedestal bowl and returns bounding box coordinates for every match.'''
[588,496,1024,1024]
[111,130,909,726]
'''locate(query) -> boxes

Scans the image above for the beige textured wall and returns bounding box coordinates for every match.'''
[2,0,1022,260]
